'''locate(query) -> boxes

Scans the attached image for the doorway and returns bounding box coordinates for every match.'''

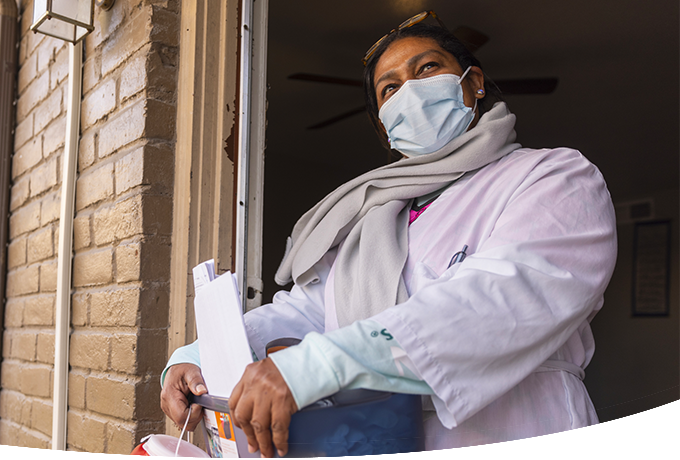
[258,0,679,423]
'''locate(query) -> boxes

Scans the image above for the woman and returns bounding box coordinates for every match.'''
[160,12,617,457]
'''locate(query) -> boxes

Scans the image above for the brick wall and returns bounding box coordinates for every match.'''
[1,0,179,453]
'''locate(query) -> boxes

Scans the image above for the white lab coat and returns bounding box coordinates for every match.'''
[243,147,617,449]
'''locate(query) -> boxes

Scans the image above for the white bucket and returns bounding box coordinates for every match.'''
[141,434,211,458]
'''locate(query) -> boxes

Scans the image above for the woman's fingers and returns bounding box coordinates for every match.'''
[229,359,298,457]
[271,400,294,457]
[250,402,274,458]
[160,363,206,431]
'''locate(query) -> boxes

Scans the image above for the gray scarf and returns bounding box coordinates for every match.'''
[275,102,521,327]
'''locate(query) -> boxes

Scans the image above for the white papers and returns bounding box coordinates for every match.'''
[193,260,253,399]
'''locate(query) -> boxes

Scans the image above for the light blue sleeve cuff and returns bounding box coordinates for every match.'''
[269,319,433,411]
[161,340,201,387]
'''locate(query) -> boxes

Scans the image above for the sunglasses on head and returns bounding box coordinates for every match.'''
[362,10,448,66]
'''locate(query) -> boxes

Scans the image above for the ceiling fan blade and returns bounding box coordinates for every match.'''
[494,78,559,95]
[307,106,366,130]
[289,73,363,87]
[452,26,490,53]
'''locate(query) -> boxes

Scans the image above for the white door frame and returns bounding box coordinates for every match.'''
[236,0,268,312]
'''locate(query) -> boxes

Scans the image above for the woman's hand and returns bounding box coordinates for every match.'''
[229,358,298,458]
[160,363,207,431]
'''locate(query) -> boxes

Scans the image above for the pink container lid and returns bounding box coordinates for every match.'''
[141,434,211,458]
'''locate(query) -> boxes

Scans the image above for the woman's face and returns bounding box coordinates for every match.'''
[373,36,486,127]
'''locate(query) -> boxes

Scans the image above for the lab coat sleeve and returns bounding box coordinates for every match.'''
[160,247,333,386]
[160,340,201,387]
[269,318,433,411]
[373,149,618,428]
[243,247,335,359]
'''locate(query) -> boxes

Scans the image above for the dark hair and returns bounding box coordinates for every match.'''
[363,23,504,150]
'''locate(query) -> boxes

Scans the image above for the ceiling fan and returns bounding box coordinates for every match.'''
[288,26,558,130]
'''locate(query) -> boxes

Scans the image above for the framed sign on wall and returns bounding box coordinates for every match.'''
[632,220,672,316]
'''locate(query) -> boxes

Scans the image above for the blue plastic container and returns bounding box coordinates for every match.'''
[287,389,424,457]
[191,389,424,457]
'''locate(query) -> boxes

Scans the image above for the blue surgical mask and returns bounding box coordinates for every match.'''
[378,68,476,157]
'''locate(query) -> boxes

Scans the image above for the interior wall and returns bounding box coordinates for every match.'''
[584,188,680,422]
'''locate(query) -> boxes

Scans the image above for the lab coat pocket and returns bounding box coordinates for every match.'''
[409,261,460,294]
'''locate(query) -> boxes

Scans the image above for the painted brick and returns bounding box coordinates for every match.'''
[26,227,54,263]
[119,47,148,102]
[24,295,54,326]
[30,398,53,436]
[81,78,117,128]
[115,242,141,282]
[79,131,96,171]
[110,333,138,373]
[14,114,33,150]
[136,330,167,375]
[73,249,113,287]
[150,7,180,47]
[0,391,30,425]
[144,99,176,140]
[101,7,151,77]
[75,162,114,210]
[29,156,58,198]
[93,195,143,245]
[37,37,63,73]
[68,371,87,410]
[34,86,63,134]
[12,136,42,179]
[20,365,52,398]
[143,195,173,236]
[6,264,40,296]
[2,331,12,359]
[36,332,55,365]
[70,332,110,371]
[2,333,10,359]
[40,189,61,225]
[16,71,49,122]
[91,288,140,327]
[9,176,30,211]
[17,52,37,94]
[98,101,145,158]
[40,259,58,293]
[106,421,135,455]
[115,143,174,195]
[9,200,41,238]
[26,20,46,56]
[71,292,90,327]
[73,214,91,250]
[135,377,163,421]
[11,330,36,361]
[82,56,101,96]
[144,143,174,189]
[86,1,126,54]
[16,426,51,449]
[43,114,66,156]
[117,241,171,283]
[0,419,20,447]
[4,298,25,328]
[139,287,169,328]
[114,147,144,195]
[67,411,106,453]
[1,361,22,391]
[50,46,69,90]
[7,237,27,269]
[87,375,135,419]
